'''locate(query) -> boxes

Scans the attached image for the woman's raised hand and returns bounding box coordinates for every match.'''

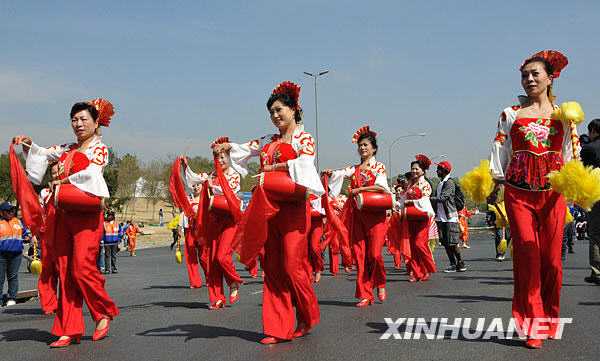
[12,135,32,149]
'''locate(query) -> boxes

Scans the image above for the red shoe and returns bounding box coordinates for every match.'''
[229,293,240,305]
[355,298,373,307]
[92,318,111,341]
[525,338,543,349]
[50,335,81,348]
[260,336,284,345]
[408,275,417,283]
[378,289,386,302]
[209,300,225,310]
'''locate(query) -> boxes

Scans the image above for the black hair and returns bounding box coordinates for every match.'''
[520,57,555,78]
[410,160,429,171]
[588,119,600,137]
[70,102,99,121]
[267,93,302,124]
[356,133,378,155]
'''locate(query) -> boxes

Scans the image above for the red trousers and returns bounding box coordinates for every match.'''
[51,210,119,336]
[262,202,320,340]
[350,208,387,300]
[308,216,325,275]
[505,185,565,338]
[38,204,58,314]
[183,228,208,288]
[206,213,242,304]
[406,216,436,280]
[328,246,340,275]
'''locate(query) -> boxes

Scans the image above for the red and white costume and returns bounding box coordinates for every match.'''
[37,187,58,314]
[230,124,324,340]
[26,136,119,337]
[182,165,243,305]
[178,202,208,289]
[490,101,574,338]
[308,195,326,278]
[328,156,392,301]
[403,176,436,281]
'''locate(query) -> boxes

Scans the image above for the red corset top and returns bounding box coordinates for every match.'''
[505,118,565,190]
[350,167,376,189]
[57,149,90,180]
[259,141,297,170]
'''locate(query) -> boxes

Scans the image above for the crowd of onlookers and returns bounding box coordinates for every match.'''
[97,215,141,274]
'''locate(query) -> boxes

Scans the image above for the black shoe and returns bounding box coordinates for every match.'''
[103,270,110,274]
[444,265,457,273]
[457,263,467,272]
[568,248,574,254]
[584,276,600,285]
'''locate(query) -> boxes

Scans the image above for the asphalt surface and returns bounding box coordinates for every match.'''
[1,231,598,361]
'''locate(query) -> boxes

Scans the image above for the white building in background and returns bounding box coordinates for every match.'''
[134,177,169,198]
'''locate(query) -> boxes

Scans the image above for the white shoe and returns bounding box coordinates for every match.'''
[6,299,17,307]
[462,244,470,249]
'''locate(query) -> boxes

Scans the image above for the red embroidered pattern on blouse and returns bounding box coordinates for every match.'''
[294,131,315,156]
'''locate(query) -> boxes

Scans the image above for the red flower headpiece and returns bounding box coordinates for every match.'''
[520,50,568,78]
[352,125,378,144]
[272,81,301,110]
[88,98,115,127]
[210,136,230,149]
[415,154,432,170]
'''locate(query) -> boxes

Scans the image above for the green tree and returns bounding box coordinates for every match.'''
[0,153,14,202]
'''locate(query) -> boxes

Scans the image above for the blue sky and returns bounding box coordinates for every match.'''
[2,0,599,176]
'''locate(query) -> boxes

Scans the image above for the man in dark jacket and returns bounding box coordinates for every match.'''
[430,161,467,273]
[581,119,600,285]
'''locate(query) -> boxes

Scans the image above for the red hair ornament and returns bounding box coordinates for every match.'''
[415,154,432,170]
[88,98,115,127]
[520,50,568,78]
[272,81,301,110]
[352,125,378,144]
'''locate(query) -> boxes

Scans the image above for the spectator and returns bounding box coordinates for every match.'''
[126,220,140,257]
[167,214,180,250]
[581,118,600,285]
[487,199,511,261]
[103,211,119,274]
[430,161,467,272]
[159,208,164,227]
[0,202,27,307]
[120,221,130,249]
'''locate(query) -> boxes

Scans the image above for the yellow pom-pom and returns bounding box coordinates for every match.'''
[553,101,585,125]
[460,160,495,203]
[565,207,574,224]
[428,238,437,253]
[175,249,183,264]
[548,160,600,210]
[496,238,508,255]
[30,259,42,275]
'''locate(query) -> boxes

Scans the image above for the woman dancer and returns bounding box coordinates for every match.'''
[489,50,575,348]
[404,155,436,282]
[176,138,244,308]
[324,125,392,307]
[13,99,119,347]
[214,81,324,344]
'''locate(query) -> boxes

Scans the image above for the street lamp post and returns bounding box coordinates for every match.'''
[387,133,427,180]
[303,70,329,169]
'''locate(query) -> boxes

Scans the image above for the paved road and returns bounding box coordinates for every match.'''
[1,231,598,361]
